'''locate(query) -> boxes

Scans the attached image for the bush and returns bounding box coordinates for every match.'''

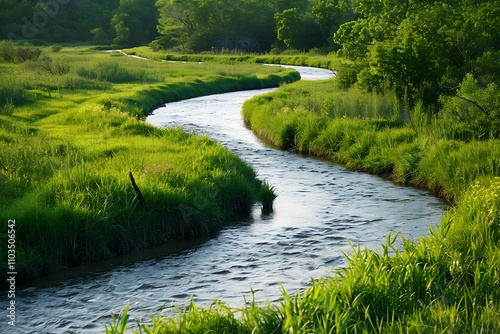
[439,74,500,139]
[13,45,42,62]
[35,55,71,75]
[0,40,16,62]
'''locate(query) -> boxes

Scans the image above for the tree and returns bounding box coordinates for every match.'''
[90,28,111,45]
[440,73,500,139]
[112,14,131,45]
[334,0,500,107]
[155,0,279,52]
[359,26,441,104]
[275,8,304,50]
[312,0,341,47]
[110,0,157,46]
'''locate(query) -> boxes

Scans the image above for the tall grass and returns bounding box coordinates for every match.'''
[242,78,499,203]
[122,46,346,71]
[76,60,149,83]
[107,178,500,333]
[0,46,294,284]
[0,78,26,113]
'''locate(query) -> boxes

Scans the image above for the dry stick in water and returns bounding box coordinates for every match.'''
[129,170,146,207]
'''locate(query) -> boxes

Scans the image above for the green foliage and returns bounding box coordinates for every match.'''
[0,47,290,284]
[0,78,26,109]
[439,74,500,139]
[154,0,351,53]
[33,55,71,75]
[0,41,42,63]
[334,0,499,105]
[275,8,304,50]
[106,303,130,334]
[107,177,500,333]
[76,60,147,83]
[0,40,16,61]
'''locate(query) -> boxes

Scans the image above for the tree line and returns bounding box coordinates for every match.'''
[1,0,498,131]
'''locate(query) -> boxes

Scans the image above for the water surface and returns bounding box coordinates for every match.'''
[2,67,447,333]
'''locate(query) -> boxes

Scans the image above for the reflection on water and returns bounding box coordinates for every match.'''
[2,67,447,333]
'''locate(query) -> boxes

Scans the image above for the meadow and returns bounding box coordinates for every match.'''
[106,53,499,332]
[2,45,498,332]
[0,46,297,283]
[121,46,347,72]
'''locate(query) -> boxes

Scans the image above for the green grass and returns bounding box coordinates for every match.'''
[108,178,500,333]
[122,46,347,71]
[105,51,499,333]
[242,78,499,203]
[0,46,294,283]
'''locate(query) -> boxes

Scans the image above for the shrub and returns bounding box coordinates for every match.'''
[439,74,500,139]
[14,45,43,62]
[0,40,16,62]
[35,55,71,75]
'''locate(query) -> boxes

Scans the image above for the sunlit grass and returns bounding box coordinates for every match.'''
[0,46,293,283]
[122,46,347,71]
[107,179,500,333]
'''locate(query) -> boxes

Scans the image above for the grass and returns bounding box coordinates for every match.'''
[242,78,499,203]
[106,50,499,333]
[122,46,347,71]
[107,178,500,334]
[0,46,296,284]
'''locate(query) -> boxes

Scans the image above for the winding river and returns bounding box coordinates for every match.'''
[3,66,447,333]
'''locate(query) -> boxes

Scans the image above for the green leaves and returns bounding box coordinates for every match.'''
[335,0,500,106]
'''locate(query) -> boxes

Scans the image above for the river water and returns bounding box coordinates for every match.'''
[2,66,447,333]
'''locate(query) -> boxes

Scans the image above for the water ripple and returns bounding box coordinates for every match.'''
[1,68,448,334]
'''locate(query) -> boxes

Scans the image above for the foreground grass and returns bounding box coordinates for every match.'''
[106,57,499,332]
[0,46,296,283]
[108,177,500,333]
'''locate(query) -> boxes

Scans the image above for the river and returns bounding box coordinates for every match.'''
[2,66,447,333]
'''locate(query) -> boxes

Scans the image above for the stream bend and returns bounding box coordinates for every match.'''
[4,66,447,334]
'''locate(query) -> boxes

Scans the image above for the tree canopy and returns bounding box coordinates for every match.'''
[0,0,498,118]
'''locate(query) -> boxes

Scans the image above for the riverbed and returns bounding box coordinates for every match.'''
[3,66,447,333]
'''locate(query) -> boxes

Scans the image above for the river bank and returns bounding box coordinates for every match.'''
[236,73,500,332]
[0,46,298,285]
[105,53,499,332]
[1,62,449,334]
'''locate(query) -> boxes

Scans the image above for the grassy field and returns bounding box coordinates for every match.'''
[0,46,297,284]
[105,52,499,333]
[242,78,499,203]
[2,45,498,332]
[122,46,348,72]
